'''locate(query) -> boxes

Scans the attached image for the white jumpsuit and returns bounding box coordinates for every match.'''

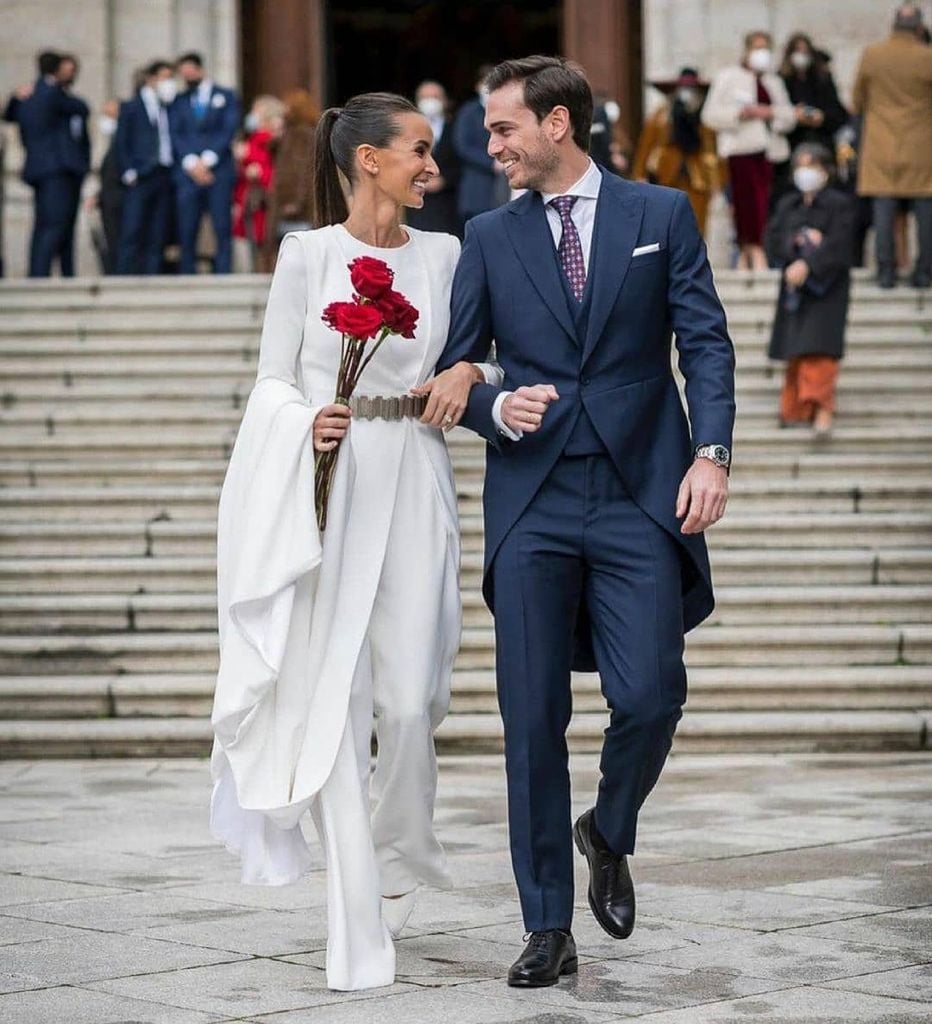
[210,225,478,990]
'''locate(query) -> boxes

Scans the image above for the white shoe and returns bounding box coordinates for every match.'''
[381,890,417,938]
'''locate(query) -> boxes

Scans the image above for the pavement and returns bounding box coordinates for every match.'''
[1,752,931,1023]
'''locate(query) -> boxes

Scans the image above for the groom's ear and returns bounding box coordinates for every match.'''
[355,143,380,177]
[546,105,572,144]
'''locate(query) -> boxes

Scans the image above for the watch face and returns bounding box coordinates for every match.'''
[713,445,729,464]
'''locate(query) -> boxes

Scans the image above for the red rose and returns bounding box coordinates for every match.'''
[375,289,419,339]
[348,256,394,300]
[321,299,385,340]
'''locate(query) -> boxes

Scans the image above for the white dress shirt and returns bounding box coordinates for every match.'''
[492,159,603,439]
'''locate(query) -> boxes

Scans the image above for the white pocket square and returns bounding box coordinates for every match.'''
[211,94,226,109]
[632,243,661,257]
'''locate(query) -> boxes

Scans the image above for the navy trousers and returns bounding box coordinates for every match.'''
[175,170,233,274]
[116,167,172,275]
[29,173,82,277]
[491,453,687,932]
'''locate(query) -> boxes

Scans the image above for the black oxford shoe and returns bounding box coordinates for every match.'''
[507,929,578,988]
[573,808,636,939]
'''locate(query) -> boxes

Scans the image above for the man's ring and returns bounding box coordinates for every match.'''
[443,414,453,426]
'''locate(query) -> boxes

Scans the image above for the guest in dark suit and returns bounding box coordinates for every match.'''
[115,60,176,274]
[168,51,240,273]
[406,80,462,237]
[428,56,735,987]
[453,64,506,222]
[15,51,90,277]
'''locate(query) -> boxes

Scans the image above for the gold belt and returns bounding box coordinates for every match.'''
[348,394,428,421]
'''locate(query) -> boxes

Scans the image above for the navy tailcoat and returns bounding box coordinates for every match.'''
[437,170,736,668]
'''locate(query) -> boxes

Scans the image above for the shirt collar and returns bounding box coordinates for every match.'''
[140,85,157,106]
[541,159,602,206]
[197,79,214,100]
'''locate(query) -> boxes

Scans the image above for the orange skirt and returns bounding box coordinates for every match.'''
[780,356,840,423]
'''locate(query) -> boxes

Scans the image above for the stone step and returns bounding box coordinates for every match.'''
[2,425,931,462]
[0,585,928,634]
[2,479,928,520]
[0,707,927,758]
[1,452,930,489]
[1,511,928,558]
[1,624,929,676]
[2,665,929,721]
[3,548,930,596]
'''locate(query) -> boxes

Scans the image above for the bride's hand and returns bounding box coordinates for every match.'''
[412,362,483,430]
[313,403,352,452]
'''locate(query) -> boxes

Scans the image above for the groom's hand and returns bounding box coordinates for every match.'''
[676,459,729,534]
[501,384,559,434]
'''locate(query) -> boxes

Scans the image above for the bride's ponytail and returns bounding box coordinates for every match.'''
[313,108,348,226]
[312,92,419,228]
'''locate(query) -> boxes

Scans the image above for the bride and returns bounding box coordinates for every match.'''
[209,91,494,990]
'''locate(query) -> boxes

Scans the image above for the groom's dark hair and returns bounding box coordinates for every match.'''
[485,55,593,150]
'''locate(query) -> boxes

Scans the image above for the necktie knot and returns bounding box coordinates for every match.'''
[550,195,578,224]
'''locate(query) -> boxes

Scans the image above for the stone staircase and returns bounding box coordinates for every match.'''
[1,271,930,757]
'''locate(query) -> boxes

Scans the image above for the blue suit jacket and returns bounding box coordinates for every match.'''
[452,98,496,216]
[168,84,240,180]
[116,94,169,178]
[438,170,736,660]
[17,78,90,185]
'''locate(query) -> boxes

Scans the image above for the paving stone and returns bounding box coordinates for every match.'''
[0,873,128,909]
[590,983,932,1021]
[0,930,246,993]
[627,931,925,984]
[0,913,91,946]
[88,957,412,1017]
[824,962,932,1002]
[789,906,932,955]
[0,985,225,1023]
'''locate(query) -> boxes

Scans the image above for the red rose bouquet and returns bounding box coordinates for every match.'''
[315,255,419,530]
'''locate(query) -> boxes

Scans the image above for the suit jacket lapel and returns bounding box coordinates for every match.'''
[505,192,578,346]
[582,174,645,364]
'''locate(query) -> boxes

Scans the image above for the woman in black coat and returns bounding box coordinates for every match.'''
[771,35,849,207]
[765,142,856,436]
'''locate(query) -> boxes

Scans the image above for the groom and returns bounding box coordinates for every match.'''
[433,56,735,987]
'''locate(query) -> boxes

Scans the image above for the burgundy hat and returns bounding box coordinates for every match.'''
[649,67,709,94]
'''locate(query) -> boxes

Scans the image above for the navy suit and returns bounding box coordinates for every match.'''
[168,84,239,273]
[438,170,735,931]
[452,98,498,220]
[115,94,174,274]
[16,77,89,276]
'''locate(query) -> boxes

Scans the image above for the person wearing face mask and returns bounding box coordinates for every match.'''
[266,88,318,254]
[167,51,241,273]
[233,95,284,272]
[13,50,91,276]
[771,34,849,206]
[85,98,124,274]
[632,68,721,235]
[853,3,932,289]
[453,64,505,222]
[703,31,796,269]
[406,80,462,238]
[114,61,177,275]
[765,144,855,437]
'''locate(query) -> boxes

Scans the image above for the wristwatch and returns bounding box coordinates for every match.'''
[694,443,731,471]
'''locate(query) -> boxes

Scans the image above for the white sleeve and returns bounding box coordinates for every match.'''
[492,391,522,441]
[475,361,504,386]
[256,236,307,388]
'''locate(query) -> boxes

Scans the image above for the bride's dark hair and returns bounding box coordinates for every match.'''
[313,92,418,226]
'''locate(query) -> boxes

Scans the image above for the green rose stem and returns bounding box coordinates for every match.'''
[314,325,392,532]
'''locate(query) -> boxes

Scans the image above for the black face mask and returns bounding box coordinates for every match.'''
[671,99,701,154]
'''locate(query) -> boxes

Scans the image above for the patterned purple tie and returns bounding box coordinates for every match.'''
[551,195,586,301]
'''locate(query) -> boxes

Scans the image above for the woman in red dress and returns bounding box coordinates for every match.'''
[233,95,285,271]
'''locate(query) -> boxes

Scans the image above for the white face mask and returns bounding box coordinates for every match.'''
[790,51,812,71]
[98,115,117,137]
[747,48,772,73]
[603,99,620,123]
[244,112,260,133]
[417,97,444,119]
[155,79,177,105]
[676,88,701,109]
[477,86,489,108]
[793,166,826,193]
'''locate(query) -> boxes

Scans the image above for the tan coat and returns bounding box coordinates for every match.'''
[853,33,932,197]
